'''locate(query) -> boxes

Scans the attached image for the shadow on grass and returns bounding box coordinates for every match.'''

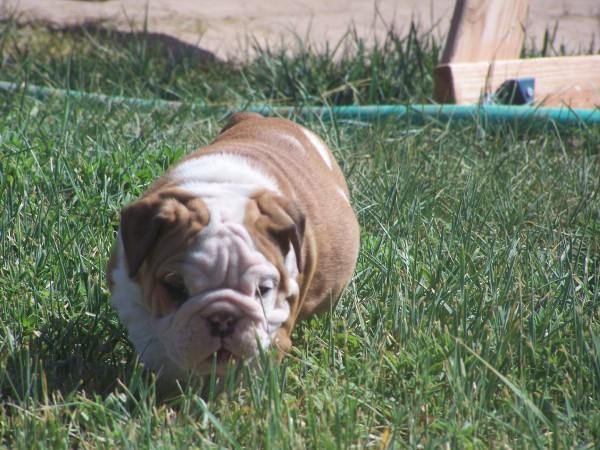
[57,20,218,66]
[0,311,270,404]
[1,313,137,401]
[2,16,217,66]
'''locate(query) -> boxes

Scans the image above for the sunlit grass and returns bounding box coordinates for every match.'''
[1,19,599,448]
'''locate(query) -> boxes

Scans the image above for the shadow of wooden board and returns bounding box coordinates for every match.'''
[435,56,600,107]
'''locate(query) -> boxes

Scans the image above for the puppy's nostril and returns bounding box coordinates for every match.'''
[207,313,238,337]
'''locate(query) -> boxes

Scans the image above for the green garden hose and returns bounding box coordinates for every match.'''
[1,81,599,126]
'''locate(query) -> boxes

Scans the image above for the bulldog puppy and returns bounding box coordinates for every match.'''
[107,112,359,381]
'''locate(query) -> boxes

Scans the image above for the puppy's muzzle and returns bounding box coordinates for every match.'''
[173,289,268,332]
[206,311,238,338]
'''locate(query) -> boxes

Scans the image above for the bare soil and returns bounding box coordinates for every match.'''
[2,0,599,60]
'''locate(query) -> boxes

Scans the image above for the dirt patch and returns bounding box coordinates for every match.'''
[2,0,599,60]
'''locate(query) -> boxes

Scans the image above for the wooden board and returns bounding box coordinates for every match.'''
[434,55,600,107]
[441,0,528,64]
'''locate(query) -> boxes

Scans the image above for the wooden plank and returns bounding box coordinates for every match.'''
[441,0,528,64]
[434,55,600,108]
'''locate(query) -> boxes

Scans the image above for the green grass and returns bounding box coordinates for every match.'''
[0,20,440,105]
[1,20,600,449]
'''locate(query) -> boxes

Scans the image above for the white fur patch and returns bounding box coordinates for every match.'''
[172,154,279,224]
[171,154,278,192]
[302,128,333,169]
[336,186,350,205]
[110,236,176,377]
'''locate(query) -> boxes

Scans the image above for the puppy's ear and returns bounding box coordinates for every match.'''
[120,189,209,277]
[120,197,164,278]
[255,191,305,273]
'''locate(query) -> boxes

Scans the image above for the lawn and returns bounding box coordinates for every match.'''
[1,20,599,449]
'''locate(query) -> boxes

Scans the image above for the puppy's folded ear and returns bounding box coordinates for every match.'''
[254,191,305,274]
[120,197,164,278]
[120,188,209,277]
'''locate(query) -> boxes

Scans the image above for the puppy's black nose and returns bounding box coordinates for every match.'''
[207,313,238,337]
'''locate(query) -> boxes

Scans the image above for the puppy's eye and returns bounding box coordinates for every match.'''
[162,273,189,304]
[256,282,274,298]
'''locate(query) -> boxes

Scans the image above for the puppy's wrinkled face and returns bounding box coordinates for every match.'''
[110,188,302,378]
[146,220,296,376]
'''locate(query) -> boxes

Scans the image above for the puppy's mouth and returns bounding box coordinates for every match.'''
[200,347,242,376]
[212,348,235,364]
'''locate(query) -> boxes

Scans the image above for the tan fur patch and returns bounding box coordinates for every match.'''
[243,190,309,345]
[119,187,210,316]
